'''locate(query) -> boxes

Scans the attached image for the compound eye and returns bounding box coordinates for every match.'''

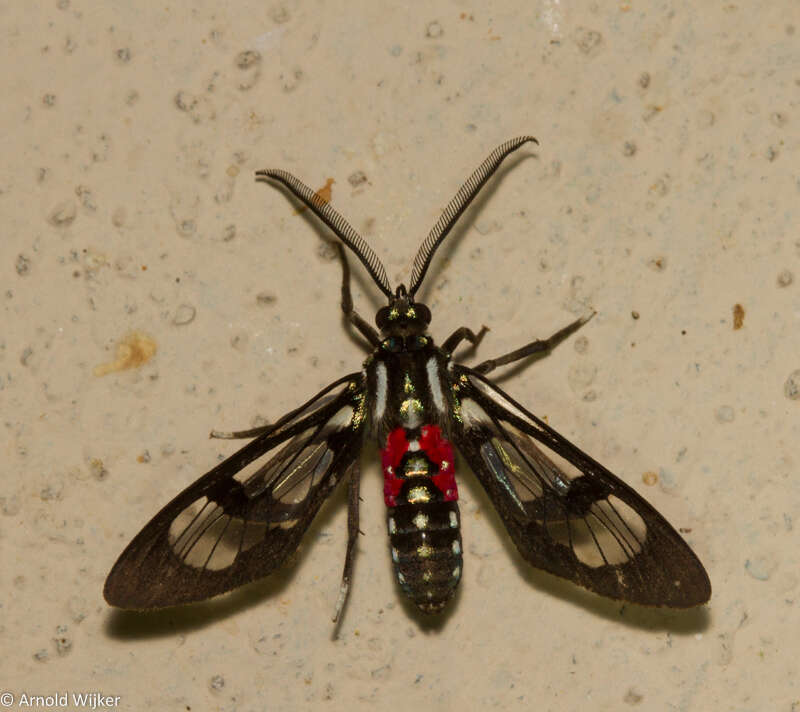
[382,337,401,353]
[415,304,431,324]
[376,306,390,329]
[376,305,402,329]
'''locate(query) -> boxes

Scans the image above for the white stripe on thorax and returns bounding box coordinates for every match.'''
[374,362,387,420]
[426,357,445,412]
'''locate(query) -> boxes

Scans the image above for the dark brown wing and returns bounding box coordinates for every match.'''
[448,366,710,607]
[104,373,367,609]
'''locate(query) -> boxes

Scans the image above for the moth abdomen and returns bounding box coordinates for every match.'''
[382,423,463,612]
[387,501,463,613]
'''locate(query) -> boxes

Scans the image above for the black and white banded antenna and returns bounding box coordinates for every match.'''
[408,135,538,297]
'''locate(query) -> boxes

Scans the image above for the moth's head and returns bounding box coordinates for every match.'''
[376,284,431,336]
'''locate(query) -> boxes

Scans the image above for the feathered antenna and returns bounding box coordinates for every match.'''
[257,169,393,298]
[408,136,538,297]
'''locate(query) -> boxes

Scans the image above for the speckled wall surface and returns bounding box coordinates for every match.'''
[2,1,798,710]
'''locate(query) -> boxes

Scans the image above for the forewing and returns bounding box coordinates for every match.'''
[104,373,367,609]
[449,366,710,607]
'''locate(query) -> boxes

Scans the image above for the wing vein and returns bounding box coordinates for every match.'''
[202,513,233,571]
[173,499,213,559]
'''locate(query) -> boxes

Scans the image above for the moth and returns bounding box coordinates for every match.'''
[104,136,711,620]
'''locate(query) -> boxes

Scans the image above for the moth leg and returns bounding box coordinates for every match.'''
[442,324,490,356]
[209,424,273,440]
[473,311,595,375]
[337,244,381,347]
[333,459,361,623]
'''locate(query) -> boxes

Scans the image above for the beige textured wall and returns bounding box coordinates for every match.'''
[2,1,798,710]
